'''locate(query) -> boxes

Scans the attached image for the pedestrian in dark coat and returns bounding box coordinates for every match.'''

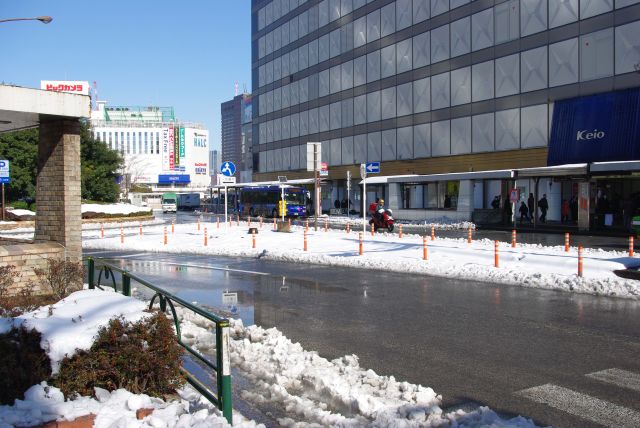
[519,202,529,224]
[527,193,535,221]
[538,194,549,223]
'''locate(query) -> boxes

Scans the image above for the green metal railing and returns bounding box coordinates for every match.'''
[86,257,232,423]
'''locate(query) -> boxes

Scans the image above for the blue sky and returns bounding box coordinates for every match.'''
[0,1,252,152]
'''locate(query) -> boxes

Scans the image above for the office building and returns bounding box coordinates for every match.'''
[91,101,210,191]
[251,0,640,230]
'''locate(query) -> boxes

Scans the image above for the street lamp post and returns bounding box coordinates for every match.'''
[0,16,53,24]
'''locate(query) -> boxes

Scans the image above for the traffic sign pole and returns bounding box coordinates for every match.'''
[362,164,367,234]
[224,185,228,228]
[314,146,319,231]
[1,183,4,222]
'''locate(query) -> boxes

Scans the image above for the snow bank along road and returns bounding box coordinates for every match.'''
[78,219,640,299]
[0,289,540,427]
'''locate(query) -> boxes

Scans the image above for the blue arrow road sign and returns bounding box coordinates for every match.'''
[220,161,236,177]
[365,162,380,174]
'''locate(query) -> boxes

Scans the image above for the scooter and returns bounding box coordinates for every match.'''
[369,209,395,232]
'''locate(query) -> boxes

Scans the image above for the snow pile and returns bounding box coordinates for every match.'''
[0,382,258,428]
[82,203,152,216]
[0,289,148,373]
[84,222,640,299]
[7,208,35,217]
[306,215,475,230]
[178,311,539,427]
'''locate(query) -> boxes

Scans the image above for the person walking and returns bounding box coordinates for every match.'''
[527,193,535,221]
[519,201,529,224]
[561,199,570,223]
[538,194,549,223]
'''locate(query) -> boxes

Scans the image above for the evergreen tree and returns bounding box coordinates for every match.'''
[0,122,122,203]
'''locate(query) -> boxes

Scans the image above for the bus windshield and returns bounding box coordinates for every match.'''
[285,192,305,205]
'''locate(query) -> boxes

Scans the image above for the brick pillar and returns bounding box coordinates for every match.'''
[35,119,82,262]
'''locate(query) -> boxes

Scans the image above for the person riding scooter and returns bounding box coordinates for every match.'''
[368,198,395,231]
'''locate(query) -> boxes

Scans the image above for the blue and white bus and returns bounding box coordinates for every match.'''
[239,185,308,217]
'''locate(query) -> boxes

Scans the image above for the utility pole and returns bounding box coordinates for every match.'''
[314,145,319,231]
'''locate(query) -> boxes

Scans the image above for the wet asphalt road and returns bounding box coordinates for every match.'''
[85,248,640,428]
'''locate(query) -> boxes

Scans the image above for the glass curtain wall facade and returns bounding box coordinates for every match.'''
[251,0,640,177]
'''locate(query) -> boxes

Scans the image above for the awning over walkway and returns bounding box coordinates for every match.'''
[212,178,315,189]
[590,161,640,175]
[515,163,588,178]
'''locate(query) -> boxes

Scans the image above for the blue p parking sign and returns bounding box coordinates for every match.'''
[0,160,9,184]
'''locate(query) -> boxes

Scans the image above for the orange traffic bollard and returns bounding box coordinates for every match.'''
[120,227,124,244]
[248,217,251,227]
[494,240,499,268]
[163,227,167,245]
[346,223,350,234]
[565,232,570,252]
[288,218,291,227]
[204,228,208,247]
[305,220,309,231]
[423,236,428,261]
[252,230,256,249]
[304,230,308,251]
[629,236,635,257]
[171,220,175,234]
[431,225,435,241]
[273,217,277,230]
[197,218,201,231]
[467,227,472,243]
[217,217,220,229]
[237,215,240,227]
[578,245,584,277]
[399,224,403,239]
[101,223,104,239]
[139,222,143,237]
[324,219,328,232]
[359,232,363,255]
[260,217,263,229]
[371,223,375,237]
[511,229,516,248]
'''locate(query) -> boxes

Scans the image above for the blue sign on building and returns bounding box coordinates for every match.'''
[158,174,191,184]
[548,88,640,166]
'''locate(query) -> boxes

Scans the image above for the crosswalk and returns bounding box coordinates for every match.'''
[516,368,640,427]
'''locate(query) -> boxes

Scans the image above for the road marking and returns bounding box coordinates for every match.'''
[587,369,640,393]
[516,384,640,427]
[161,262,270,276]
[84,251,149,259]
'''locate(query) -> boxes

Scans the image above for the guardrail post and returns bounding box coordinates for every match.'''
[216,321,233,424]
[88,257,95,289]
[122,272,131,297]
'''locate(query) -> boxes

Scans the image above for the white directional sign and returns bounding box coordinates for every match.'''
[306,142,322,171]
[217,174,236,185]
[220,161,236,176]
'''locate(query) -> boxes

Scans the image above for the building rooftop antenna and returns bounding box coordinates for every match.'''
[234,81,239,96]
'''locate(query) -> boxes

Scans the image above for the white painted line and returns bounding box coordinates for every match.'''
[587,369,640,393]
[161,262,270,276]
[516,384,640,427]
